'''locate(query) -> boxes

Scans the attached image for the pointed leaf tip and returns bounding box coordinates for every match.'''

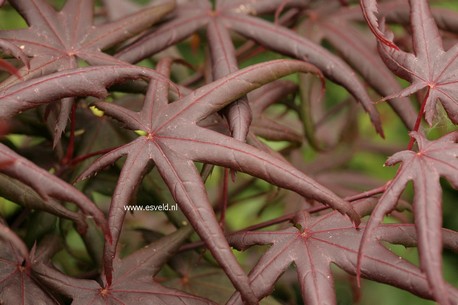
[360,0,400,50]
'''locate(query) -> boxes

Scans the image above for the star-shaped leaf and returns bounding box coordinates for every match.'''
[0,0,174,82]
[0,222,60,305]
[227,199,458,305]
[358,131,458,305]
[164,251,283,305]
[0,0,174,141]
[116,0,384,137]
[32,226,216,305]
[361,0,458,125]
[77,59,360,305]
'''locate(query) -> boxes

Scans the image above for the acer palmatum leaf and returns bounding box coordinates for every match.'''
[0,0,174,141]
[358,131,458,305]
[361,0,458,125]
[32,226,216,305]
[115,0,383,136]
[0,221,28,259]
[370,1,458,38]
[0,59,20,79]
[216,0,307,12]
[0,39,29,68]
[227,199,458,305]
[0,223,60,305]
[77,59,360,305]
[1,0,174,84]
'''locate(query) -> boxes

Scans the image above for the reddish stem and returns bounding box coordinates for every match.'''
[407,87,430,150]
[62,102,77,165]
[0,59,22,79]
[69,146,119,167]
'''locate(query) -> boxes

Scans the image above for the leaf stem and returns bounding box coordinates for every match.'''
[62,102,77,165]
[408,87,430,150]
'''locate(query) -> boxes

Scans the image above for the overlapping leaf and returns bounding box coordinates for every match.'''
[296,2,417,129]
[362,0,458,125]
[116,0,384,137]
[0,143,109,238]
[227,199,458,305]
[164,251,283,305]
[0,65,173,118]
[32,226,216,305]
[358,131,458,305]
[0,173,87,231]
[0,1,457,304]
[0,0,174,83]
[0,0,174,140]
[247,80,302,145]
[0,38,29,78]
[76,59,360,305]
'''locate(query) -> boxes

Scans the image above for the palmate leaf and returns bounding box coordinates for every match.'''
[361,0,458,125]
[0,0,174,83]
[32,226,216,305]
[116,0,384,137]
[227,199,458,305]
[358,131,458,305]
[164,251,283,305]
[0,222,60,305]
[0,0,174,140]
[76,59,360,305]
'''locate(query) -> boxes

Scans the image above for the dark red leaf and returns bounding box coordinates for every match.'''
[77,59,359,305]
[362,0,458,125]
[32,226,216,305]
[360,0,400,50]
[0,222,60,305]
[358,131,458,305]
[115,0,383,136]
[0,65,174,118]
[0,0,174,141]
[227,199,458,305]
